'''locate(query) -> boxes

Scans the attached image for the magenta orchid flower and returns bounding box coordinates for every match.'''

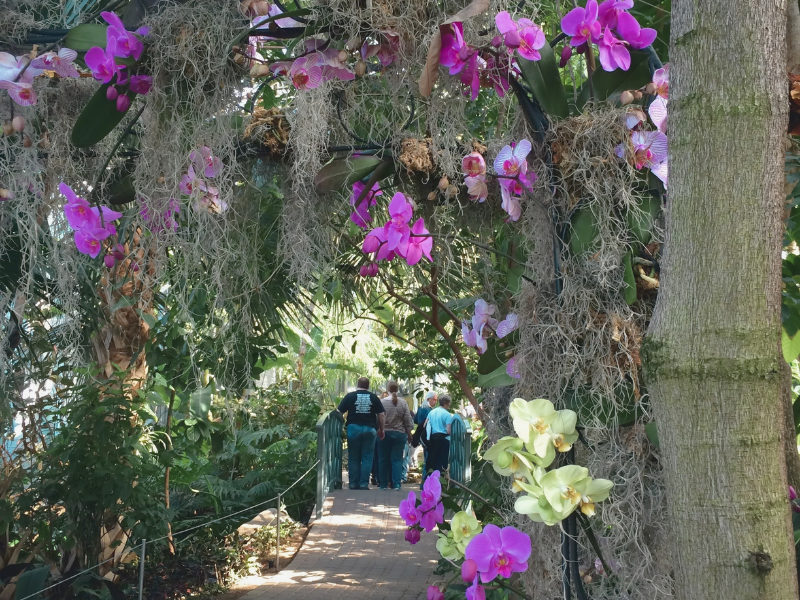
[458,53,485,101]
[361,31,401,67]
[484,56,511,97]
[597,0,633,29]
[421,470,442,508]
[496,313,519,339]
[85,38,124,83]
[399,491,421,527]
[363,227,386,254]
[462,152,487,177]
[101,11,149,60]
[420,501,444,532]
[91,205,123,234]
[61,183,96,230]
[439,23,472,75]
[466,577,486,600]
[74,227,112,258]
[406,218,433,265]
[464,524,531,583]
[359,263,379,277]
[288,56,323,90]
[0,81,36,106]
[404,528,421,544]
[496,12,546,61]
[652,64,669,98]
[597,27,630,71]
[30,48,79,78]
[188,147,222,178]
[180,166,201,195]
[427,586,444,600]
[648,96,667,133]
[384,192,413,254]
[615,12,657,49]
[128,74,153,95]
[349,181,382,229]
[559,46,573,68]
[561,0,602,47]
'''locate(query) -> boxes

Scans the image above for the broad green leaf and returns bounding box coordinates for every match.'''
[517,44,569,119]
[622,252,637,304]
[106,173,135,205]
[189,387,212,418]
[627,194,661,245]
[15,566,49,600]
[65,23,109,52]
[350,159,396,206]
[71,83,134,148]
[314,156,382,193]
[477,362,517,388]
[477,333,518,375]
[576,51,652,109]
[568,207,598,256]
[782,327,800,363]
[644,421,659,449]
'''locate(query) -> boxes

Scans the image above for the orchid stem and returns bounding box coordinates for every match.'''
[444,475,504,518]
[492,580,529,600]
[576,512,612,575]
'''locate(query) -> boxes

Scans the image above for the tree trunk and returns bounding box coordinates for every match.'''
[643,0,799,598]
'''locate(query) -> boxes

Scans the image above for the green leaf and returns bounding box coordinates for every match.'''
[71,84,134,148]
[622,252,637,304]
[106,173,136,206]
[477,363,517,388]
[568,208,598,256]
[627,194,661,245]
[350,160,396,206]
[15,566,49,600]
[65,23,109,52]
[645,421,659,449]
[189,387,212,418]
[782,327,800,364]
[517,44,569,119]
[576,51,652,109]
[314,156,383,193]
[477,334,518,375]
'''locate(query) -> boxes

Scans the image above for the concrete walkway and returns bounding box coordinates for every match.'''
[242,486,440,600]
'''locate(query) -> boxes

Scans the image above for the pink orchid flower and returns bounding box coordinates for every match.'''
[494,140,533,188]
[496,313,519,338]
[349,181,382,229]
[288,56,323,89]
[464,524,531,582]
[399,491,420,527]
[462,321,488,354]
[472,299,497,329]
[74,226,112,258]
[0,53,42,84]
[420,501,444,532]
[0,81,36,106]
[462,559,478,582]
[648,96,667,133]
[102,11,149,61]
[615,12,657,49]
[91,205,123,234]
[30,48,80,78]
[384,192,414,255]
[496,13,546,61]
[459,53,485,101]
[129,74,153,95]
[462,152,487,177]
[465,175,488,202]
[180,165,201,195]
[85,38,124,83]
[439,22,472,75]
[60,183,96,230]
[561,0,602,47]
[427,586,444,600]
[597,0,633,29]
[652,64,669,98]
[466,577,486,600]
[484,56,511,97]
[361,31,401,67]
[631,130,668,186]
[406,218,433,265]
[252,4,302,40]
[140,198,180,232]
[421,470,442,508]
[506,357,521,379]
[597,27,630,71]
[625,109,646,130]
[189,147,222,178]
[501,191,522,222]
[363,226,386,254]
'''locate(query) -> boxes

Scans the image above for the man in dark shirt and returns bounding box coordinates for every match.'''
[337,377,386,490]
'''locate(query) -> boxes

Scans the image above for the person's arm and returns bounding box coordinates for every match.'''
[403,403,413,443]
[377,412,386,440]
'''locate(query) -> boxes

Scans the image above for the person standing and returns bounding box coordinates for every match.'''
[378,382,413,490]
[423,394,455,475]
[413,391,437,483]
[337,377,385,490]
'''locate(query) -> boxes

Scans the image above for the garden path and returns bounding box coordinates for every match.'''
[241,486,440,600]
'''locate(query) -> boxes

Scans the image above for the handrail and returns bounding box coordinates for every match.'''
[449,415,472,484]
[316,409,344,519]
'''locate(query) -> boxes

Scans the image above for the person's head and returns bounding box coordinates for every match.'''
[357,376,370,390]
[388,381,400,405]
[425,391,437,407]
[439,394,452,409]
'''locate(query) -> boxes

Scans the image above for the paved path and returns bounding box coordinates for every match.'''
[242,486,440,600]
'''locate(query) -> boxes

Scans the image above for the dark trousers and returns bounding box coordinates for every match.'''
[426,433,450,475]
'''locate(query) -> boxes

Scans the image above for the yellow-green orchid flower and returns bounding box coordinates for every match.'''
[540,465,612,520]
[513,479,561,526]
[436,530,463,560]
[451,510,482,553]
[573,474,614,517]
[509,398,578,467]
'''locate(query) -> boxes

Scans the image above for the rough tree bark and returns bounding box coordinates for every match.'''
[643,0,799,598]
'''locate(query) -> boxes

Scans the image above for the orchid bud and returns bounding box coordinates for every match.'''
[620,90,634,105]
[22,136,32,148]
[112,244,125,261]
[437,176,449,190]
[427,191,438,201]
[0,188,13,200]
[251,0,271,15]
[462,558,478,582]
[404,528,420,544]
[250,63,271,77]
[2,121,13,136]
[583,575,593,584]
[427,586,444,600]
[355,60,367,77]
[575,42,588,55]
[559,46,573,68]
[794,504,800,514]
[337,50,349,63]
[633,90,643,100]
[359,265,369,277]
[11,116,25,132]
[367,263,379,277]
[233,52,248,67]
[107,86,119,101]
[116,94,131,112]
[445,184,458,198]
[104,255,116,269]
[363,235,381,254]
[131,261,140,272]
[491,35,503,48]
[791,486,797,501]
[645,82,656,95]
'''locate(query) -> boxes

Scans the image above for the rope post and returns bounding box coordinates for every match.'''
[276,494,281,571]
[138,539,146,600]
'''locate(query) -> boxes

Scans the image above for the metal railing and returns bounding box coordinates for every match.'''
[448,415,472,484]
[315,409,343,519]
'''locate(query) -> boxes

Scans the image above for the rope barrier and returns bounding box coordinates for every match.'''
[16,459,321,600]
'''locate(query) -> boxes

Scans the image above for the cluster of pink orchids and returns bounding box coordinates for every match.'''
[360,192,432,275]
[402,473,531,600]
[85,12,152,112]
[617,65,668,187]
[179,146,226,214]
[60,183,122,263]
[462,300,518,354]
[0,49,80,106]
[462,139,536,222]
[560,0,656,72]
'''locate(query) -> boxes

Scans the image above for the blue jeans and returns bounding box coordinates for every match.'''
[378,431,407,489]
[347,424,377,489]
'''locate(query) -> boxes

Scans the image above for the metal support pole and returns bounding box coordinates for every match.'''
[138,539,146,600]
[276,494,281,571]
